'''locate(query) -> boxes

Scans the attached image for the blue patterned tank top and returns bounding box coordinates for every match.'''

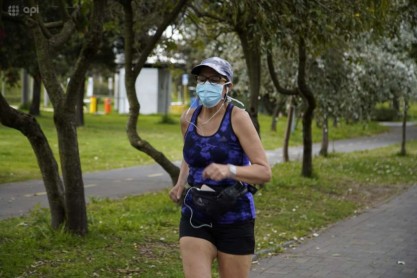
[182,103,256,224]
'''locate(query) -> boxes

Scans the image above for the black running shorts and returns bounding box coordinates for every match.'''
[179,216,255,255]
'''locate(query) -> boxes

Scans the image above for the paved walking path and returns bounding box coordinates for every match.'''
[250,184,417,278]
[250,123,417,277]
[1,123,417,277]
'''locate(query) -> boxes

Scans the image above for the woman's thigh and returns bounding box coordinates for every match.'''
[180,236,217,278]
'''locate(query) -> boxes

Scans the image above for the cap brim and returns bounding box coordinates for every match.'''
[191,64,227,79]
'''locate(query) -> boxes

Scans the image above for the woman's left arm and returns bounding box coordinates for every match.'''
[230,108,272,184]
[202,108,272,184]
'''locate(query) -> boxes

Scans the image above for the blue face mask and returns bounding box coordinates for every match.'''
[196,82,228,108]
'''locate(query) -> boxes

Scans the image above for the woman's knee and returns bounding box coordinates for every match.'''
[217,252,252,278]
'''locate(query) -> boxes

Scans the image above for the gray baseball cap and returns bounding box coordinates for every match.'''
[191,57,233,82]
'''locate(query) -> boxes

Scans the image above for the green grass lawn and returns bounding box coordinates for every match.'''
[0,142,416,277]
[0,110,388,184]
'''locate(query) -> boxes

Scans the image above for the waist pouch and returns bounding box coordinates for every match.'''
[188,182,257,220]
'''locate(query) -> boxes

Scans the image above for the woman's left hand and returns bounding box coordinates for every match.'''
[202,163,231,181]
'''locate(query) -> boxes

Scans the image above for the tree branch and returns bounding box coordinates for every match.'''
[190,3,236,28]
[189,4,224,22]
[311,0,333,13]
[58,0,71,20]
[44,21,64,28]
[49,6,80,50]
[132,0,189,76]
[65,0,107,109]
[297,37,315,109]
[38,19,53,39]
[0,92,66,229]
[31,22,65,108]
[28,0,53,38]
[266,48,299,96]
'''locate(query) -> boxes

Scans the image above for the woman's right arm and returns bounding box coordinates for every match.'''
[169,160,189,202]
[169,108,194,203]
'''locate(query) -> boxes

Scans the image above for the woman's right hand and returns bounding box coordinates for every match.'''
[169,184,185,203]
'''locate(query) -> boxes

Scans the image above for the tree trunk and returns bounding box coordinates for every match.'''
[0,94,66,228]
[266,42,315,176]
[297,38,316,177]
[30,0,107,235]
[236,28,261,134]
[21,69,30,108]
[121,0,188,185]
[392,97,400,115]
[333,117,338,127]
[32,22,88,236]
[266,49,301,163]
[29,73,41,116]
[75,77,85,127]
[400,98,408,156]
[283,97,295,162]
[319,116,329,157]
[55,111,88,235]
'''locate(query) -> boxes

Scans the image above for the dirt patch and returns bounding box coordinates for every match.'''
[344,183,410,210]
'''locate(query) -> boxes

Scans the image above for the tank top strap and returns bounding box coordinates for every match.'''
[191,105,203,124]
[187,105,203,132]
[221,102,234,129]
[226,102,234,118]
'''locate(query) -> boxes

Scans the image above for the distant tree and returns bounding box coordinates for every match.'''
[308,46,352,156]
[0,93,65,229]
[264,0,393,177]
[188,1,266,133]
[0,4,42,116]
[1,0,115,122]
[347,25,417,155]
[1,0,107,235]
[115,0,189,185]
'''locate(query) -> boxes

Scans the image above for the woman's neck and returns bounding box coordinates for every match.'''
[199,101,226,125]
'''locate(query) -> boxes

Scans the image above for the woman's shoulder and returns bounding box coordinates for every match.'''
[231,105,250,123]
[180,107,198,130]
[181,108,195,122]
[230,105,256,137]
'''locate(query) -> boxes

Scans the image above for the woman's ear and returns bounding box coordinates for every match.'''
[223,82,233,96]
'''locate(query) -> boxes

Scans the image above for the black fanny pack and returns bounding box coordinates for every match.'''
[188,182,257,220]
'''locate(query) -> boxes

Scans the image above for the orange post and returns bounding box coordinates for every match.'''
[104,98,112,114]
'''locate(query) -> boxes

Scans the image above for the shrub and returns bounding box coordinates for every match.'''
[371,107,399,121]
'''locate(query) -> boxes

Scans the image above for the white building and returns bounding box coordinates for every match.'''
[114,66,171,115]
